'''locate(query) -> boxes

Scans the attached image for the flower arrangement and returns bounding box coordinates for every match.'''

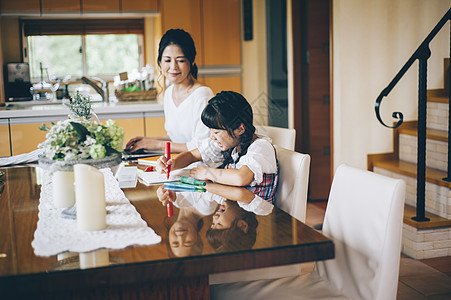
[38,92,124,161]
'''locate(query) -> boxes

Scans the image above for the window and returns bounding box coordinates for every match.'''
[22,19,144,82]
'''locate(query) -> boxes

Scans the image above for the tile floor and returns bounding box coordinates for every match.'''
[302,201,451,300]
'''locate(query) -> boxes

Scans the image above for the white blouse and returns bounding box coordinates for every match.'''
[163,85,214,150]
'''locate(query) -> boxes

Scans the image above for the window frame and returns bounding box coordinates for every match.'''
[21,18,145,83]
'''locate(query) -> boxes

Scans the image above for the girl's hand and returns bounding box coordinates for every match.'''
[190,165,213,181]
[156,156,175,174]
[156,186,176,206]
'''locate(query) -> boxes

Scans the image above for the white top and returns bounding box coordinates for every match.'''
[163,85,214,150]
[198,135,278,186]
[196,135,277,215]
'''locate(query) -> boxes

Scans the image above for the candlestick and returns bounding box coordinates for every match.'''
[74,164,106,231]
[52,171,75,208]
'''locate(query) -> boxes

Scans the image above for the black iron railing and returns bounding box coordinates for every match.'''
[375,8,451,222]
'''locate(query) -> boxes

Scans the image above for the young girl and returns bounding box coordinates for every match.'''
[157,91,278,212]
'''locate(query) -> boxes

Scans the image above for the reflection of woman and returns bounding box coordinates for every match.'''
[206,200,258,253]
[165,205,204,257]
[126,29,214,153]
[159,189,217,257]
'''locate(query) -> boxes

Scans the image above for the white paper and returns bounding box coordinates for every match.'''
[138,168,191,185]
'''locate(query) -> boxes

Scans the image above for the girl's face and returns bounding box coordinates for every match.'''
[211,201,240,229]
[160,44,192,85]
[209,125,243,151]
[169,220,197,257]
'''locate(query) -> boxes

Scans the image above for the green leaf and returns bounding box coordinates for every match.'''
[70,122,89,142]
[39,124,50,131]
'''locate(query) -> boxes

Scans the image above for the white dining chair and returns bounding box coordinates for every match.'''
[256,125,296,151]
[211,164,406,300]
[209,146,311,285]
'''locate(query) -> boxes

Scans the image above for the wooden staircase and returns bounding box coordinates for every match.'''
[368,58,450,259]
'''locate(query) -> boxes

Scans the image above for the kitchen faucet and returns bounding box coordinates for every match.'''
[81,76,109,102]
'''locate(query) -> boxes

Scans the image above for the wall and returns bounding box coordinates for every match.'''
[241,0,268,126]
[332,0,450,171]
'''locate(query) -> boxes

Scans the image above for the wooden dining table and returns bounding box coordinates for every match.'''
[0,165,334,299]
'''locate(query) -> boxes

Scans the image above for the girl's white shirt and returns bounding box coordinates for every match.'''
[196,135,277,215]
[163,85,214,150]
[198,135,278,186]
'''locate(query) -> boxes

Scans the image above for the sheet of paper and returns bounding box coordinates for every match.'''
[138,168,191,185]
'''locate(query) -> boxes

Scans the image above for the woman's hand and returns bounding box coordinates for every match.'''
[156,186,176,206]
[190,165,214,181]
[125,136,163,152]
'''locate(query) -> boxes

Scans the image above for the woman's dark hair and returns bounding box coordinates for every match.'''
[201,91,256,167]
[206,202,258,253]
[157,28,198,79]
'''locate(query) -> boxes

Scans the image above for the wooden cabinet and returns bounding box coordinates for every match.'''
[202,0,240,66]
[200,76,241,95]
[10,122,50,156]
[41,0,80,13]
[144,116,166,137]
[81,0,119,12]
[161,0,203,65]
[0,0,40,13]
[0,121,10,157]
[122,0,158,12]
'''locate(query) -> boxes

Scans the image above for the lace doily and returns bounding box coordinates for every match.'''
[32,168,161,257]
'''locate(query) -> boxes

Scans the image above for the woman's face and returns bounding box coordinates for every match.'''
[209,128,240,151]
[160,44,192,85]
[169,219,198,257]
[211,201,240,229]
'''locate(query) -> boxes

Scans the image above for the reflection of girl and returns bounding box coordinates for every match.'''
[157,91,278,214]
[126,29,213,153]
[207,200,258,253]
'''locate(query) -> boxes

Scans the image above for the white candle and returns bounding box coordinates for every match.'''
[74,164,106,231]
[79,249,109,269]
[52,171,75,208]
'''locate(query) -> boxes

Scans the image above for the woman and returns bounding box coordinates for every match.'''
[126,29,213,153]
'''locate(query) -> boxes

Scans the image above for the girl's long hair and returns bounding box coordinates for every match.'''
[201,91,255,167]
[157,29,198,79]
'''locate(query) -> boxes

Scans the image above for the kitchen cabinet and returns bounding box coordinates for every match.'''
[10,122,51,156]
[0,0,40,13]
[0,120,10,157]
[81,0,119,12]
[200,76,241,95]
[161,0,203,65]
[122,0,158,12]
[41,0,80,13]
[202,0,240,66]
[144,116,166,137]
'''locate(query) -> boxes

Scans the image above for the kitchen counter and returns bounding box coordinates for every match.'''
[0,98,164,119]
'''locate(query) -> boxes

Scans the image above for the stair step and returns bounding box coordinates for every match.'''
[404,204,451,229]
[399,124,448,143]
[372,159,450,188]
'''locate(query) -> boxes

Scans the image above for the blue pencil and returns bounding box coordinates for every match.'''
[164,182,206,192]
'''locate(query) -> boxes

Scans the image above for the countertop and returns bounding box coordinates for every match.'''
[0,98,164,119]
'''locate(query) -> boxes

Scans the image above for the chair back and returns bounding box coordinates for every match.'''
[256,125,296,151]
[314,164,406,300]
[275,145,310,222]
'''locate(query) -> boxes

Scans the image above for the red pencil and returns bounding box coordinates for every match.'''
[165,142,173,217]
[165,142,171,180]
